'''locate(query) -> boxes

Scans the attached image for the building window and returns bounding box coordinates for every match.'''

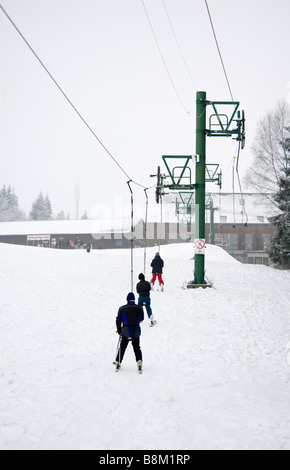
[263,234,271,251]
[168,233,182,244]
[245,234,253,250]
[214,233,238,250]
[214,234,224,246]
[224,234,238,250]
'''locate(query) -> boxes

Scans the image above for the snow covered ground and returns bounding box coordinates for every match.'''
[1,241,290,450]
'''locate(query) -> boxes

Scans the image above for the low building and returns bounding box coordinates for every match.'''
[0,219,145,250]
[0,193,278,265]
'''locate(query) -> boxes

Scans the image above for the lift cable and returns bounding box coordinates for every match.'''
[232,156,237,227]
[161,0,197,92]
[127,181,134,292]
[236,142,249,226]
[143,188,149,276]
[141,0,193,117]
[204,0,234,102]
[0,4,150,192]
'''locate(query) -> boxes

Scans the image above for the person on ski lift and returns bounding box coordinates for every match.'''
[136,273,156,327]
[150,252,164,290]
[115,292,144,372]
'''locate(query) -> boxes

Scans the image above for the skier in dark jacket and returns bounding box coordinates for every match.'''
[137,273,156,327]
[115,292,144,372]
[150,252,164,291]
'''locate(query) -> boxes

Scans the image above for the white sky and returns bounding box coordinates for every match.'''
[0,0,290,219]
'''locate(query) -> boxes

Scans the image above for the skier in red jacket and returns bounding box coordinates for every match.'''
[150,253,164,291]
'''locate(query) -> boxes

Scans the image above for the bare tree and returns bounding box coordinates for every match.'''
[245,101,290,211]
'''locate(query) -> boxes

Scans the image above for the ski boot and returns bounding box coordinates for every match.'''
[115,361,121,373]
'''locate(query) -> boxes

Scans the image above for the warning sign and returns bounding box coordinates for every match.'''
[195,238,206,254]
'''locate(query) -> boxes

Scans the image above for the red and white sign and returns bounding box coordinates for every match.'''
[195,238,206,254]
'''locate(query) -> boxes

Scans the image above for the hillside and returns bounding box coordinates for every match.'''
[0,242,290,450]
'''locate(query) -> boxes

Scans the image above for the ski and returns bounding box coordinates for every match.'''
[150,320,157,327]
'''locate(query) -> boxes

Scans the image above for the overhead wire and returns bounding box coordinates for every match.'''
[236,142,249,225]
[141,0,193,117]
[204,0,234,102]
[161,0,197,92]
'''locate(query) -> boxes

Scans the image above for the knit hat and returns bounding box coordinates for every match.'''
[138,273,145,280]
[127,292,135,302]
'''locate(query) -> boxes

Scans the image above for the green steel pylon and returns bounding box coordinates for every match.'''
[193,91,207,285]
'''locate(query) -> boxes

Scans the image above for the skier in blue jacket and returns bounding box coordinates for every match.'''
[115,292,144,372]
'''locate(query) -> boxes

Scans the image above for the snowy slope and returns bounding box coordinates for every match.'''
[1,242,290,450]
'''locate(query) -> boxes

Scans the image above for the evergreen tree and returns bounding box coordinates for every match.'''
[0,185,25,221]
[30,192,53,220]
[45,195,52,220]
[56,210,66,220]
[81,210,89,220]
[269,136,290,267]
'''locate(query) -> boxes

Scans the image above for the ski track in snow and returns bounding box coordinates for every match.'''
[0,242,290,450]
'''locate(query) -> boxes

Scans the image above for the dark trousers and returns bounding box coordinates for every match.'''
[138,296,152,319]
[116,336,142,363]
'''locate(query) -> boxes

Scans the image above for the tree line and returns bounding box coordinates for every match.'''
[0,189,88,222]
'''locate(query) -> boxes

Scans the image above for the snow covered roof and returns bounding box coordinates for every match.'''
[163,193,276,225]
[207,193,275,225]
[0,193,275,237]
[0,219,142,236]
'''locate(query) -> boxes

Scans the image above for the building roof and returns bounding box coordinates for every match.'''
[0,193,277,237]
[164,192,277,225]
[207,193,276,225]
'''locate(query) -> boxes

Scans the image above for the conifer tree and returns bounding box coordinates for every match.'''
[81,210,88,220]
[30,193,53,220]
[45,195,52,220]
[56,210,66,220]
[0,185,25,221]
[269,133,290,267]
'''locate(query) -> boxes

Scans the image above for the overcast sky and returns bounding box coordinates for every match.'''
[0,0,290,219]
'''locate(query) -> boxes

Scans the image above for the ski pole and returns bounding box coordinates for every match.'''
[115,335,121,362]
[118,336,122,364]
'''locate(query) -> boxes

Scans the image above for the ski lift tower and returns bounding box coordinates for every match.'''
[188,91,245,288]
[151,91,245,289]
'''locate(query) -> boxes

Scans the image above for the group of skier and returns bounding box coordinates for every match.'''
[114,252,164,373]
